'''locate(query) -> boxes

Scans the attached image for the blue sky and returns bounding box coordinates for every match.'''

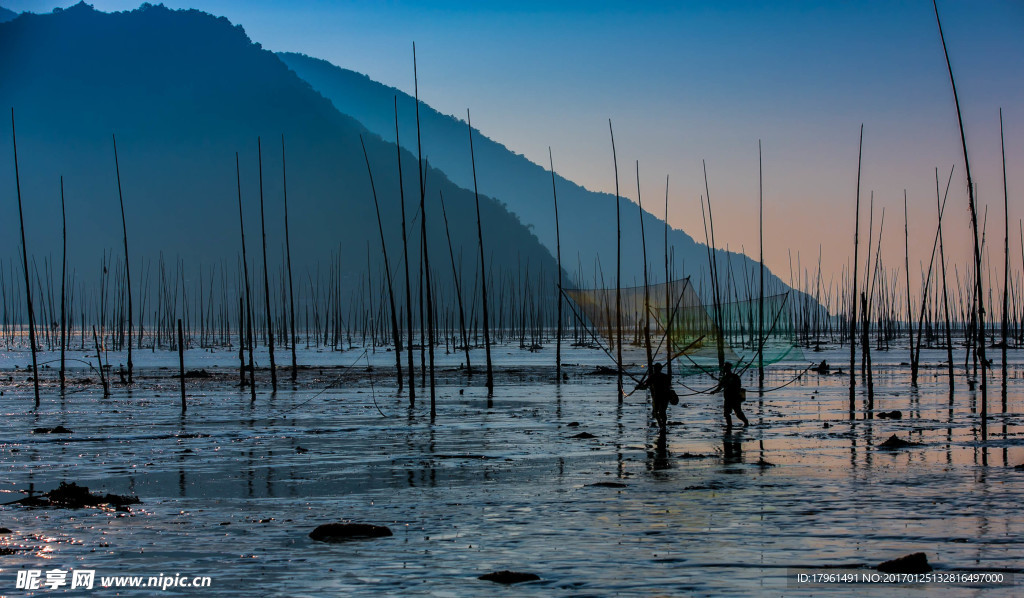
[5,0,1023,288]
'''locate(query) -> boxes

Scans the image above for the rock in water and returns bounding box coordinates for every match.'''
[309,523,393,543]
[571,432,597,439]
[879,434,918,449]
[478,571,540,584]
[877,552,932,573]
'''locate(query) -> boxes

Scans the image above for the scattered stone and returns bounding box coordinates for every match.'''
[587,481,627,488]
[879,435,920,449]
[295,446,309,454]
[478,571,540,584]
[184,369,211,378]
[309,523,393,543]
[677,453,710,459]
[1013,463,1024,470]
[823,422,831,429]
[32,426,73,434]
[15,482,141,509]
[877,410,903,420]
[571,432,596,439]
[877,552,932,573]
[566,421,580,427]
[0,527,11,534]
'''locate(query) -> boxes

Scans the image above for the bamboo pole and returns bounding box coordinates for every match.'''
[395,97,415,404]
[256,138,277,391]
[438,190,470,373]
[467,109,493,396]
[412,43,436,414]
[235,153,256,401]
[664,175,672,380]
[10,108,39,408]
[758,140,765,390]
[178,318,186,413]
[550,148,563,382]
[850,125,864,417]
[60,176,67,394]
[637,161,653,375]
[934,0,987,437]
[360,135,404,392]
[608,120,623,401]
[112,135,133,384]
[282,135,299,384]
[1000,108,1009,408]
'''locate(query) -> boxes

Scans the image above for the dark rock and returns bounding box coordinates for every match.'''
[32,426,73,434]
[587,481,627,488]
[1013,463,1024,470]
[571,432,596,439]
[879,435,920,449]
[0,527,11,534]
[566,421,580,427]
[18,482,141,509]
[877,552,932,573]
[184,368,211,378]
[478,571,540,584]
[309,522,393,543]
[295,446,309,454]
[878,410,903,420]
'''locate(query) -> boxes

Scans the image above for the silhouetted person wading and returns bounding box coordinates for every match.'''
[637,362,677,432]
[715,362,748,430]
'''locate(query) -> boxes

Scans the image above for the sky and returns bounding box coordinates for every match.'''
[5,0,1023,296]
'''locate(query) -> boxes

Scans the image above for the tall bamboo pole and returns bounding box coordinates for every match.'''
[112,135,133,384]
[10,108,39,408]
[467,110,493,395]
[395,97,415,404]
[360,135,403,391]
[1000,108,1009,408]
[412,43,436,414]
[256,138,277,391]
[438,190,470,372]
[850,125,864,417]
[550,148,563,382]
[637,161,653,375]
[934,0,986,436]
[60,176,67,394]
[282,135,299,383]
[236,153,256,401]
[608,120,623,401]
[758,140,764,389]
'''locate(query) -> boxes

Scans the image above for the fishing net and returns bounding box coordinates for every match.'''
[564,278,803,376]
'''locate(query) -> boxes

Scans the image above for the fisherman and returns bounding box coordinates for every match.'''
[637,362,677,432]
[715,362,748,430]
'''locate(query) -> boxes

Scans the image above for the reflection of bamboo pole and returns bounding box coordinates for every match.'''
[11,109,40,408]
[93,325,108,397]
[550,148,563,382]
[467,110,493,396]
[934,0,986,436]
[360,135,404,392]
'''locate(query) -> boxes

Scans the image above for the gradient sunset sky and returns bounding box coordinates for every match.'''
[6,0,1022,293]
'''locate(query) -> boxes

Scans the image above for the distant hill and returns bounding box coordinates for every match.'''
[0,3,559,313]
[0,6,17,24]
[279,51,793,297]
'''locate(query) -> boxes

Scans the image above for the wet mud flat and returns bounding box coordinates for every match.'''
[1,346,1024,596]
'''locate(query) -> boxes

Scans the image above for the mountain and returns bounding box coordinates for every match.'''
[0,6,17,24]
[279,51,793,298]
[0,3,559,312]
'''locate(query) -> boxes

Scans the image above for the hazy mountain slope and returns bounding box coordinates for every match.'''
[0,3,558,306]
[279,51,793,298]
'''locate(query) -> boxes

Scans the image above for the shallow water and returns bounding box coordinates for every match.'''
[1,342,1023,596]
